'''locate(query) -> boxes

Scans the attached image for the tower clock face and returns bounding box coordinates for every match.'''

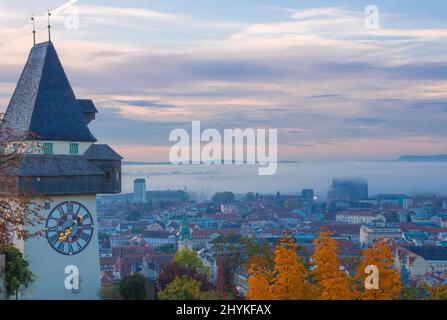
[45,201,94,255]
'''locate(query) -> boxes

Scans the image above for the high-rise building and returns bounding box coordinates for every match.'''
[329,178,368,201]
[301,189,315,202]
[0,41,122,299]
[134,179,147,203]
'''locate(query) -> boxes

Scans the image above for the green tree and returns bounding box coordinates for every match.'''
[119,273,148,300]
[212,192,235,204]
[173,248,208,275]
[158,276,219,300]
[0,245,35,299]
[99,285,121,300]
[401,287,429,300]
[430,285,447,300]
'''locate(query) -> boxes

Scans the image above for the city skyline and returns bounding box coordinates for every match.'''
[1,1,447,162]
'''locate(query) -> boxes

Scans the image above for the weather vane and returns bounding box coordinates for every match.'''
[31,14,36,45]
[47,10,52,42]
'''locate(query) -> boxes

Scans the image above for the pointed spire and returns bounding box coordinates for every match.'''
[47,10,52,42]
[31,14,36,46]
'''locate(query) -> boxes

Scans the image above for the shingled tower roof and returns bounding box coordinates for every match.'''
[1,42,96,142]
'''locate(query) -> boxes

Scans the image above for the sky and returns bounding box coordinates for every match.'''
[0,0,446,162]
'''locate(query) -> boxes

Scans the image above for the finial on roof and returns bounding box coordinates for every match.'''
[31,14,36,46]
[47,10,52,42]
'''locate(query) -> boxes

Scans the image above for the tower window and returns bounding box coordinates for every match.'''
[104,168,113,182]
[43,143,53,155]
[69,143,79,155]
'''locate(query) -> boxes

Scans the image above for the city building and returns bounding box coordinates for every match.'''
[403,198,413,209]
[360,226,402,247]
[301,189,315,202]
[396,246,447,279]
[329,178,368,201]
[134,179,147,203]
[0,41,122,299]
[142,230,177,248]
[336,211,386,225]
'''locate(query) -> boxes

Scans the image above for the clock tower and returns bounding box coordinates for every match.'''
[0,41,122,299]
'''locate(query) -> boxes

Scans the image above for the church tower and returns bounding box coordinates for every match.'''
[0,41,122,299]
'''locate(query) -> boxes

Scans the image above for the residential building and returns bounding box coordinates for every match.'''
[360,225,402,247]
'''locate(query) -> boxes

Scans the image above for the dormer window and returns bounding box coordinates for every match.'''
[43,143,53,155]
[70,143,79,155]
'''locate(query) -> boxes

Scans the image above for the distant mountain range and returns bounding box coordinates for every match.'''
[122,160,299,165]
[398,154,447,161]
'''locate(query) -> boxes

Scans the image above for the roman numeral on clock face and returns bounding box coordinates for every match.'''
[46,201,94,255]
[50,234,58,244]
[81,233,90,242]
[58,242,65,251]
[66,203,74,212]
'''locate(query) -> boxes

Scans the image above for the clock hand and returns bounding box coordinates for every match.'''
[59,220,78,242]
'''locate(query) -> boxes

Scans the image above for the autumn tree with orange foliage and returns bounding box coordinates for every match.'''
[246,235,311,300]
[246,263,273,300]
[311,227,357,300]
[355,239,403,300]
[272,236,312,299]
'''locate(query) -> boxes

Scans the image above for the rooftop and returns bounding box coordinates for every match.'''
[84,144,123,161]
[1,42,96,142]
[407,246,447,261]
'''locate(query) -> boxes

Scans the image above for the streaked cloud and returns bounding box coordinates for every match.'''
[0,1,447,161]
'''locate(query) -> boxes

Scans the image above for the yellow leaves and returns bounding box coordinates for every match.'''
[247,230,403,301]
[355,239,403,300]
[247,235,311,300]
[311,227,357,300]
[247,264,273,300]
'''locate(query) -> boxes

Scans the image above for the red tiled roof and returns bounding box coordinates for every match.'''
[327,224,361,235]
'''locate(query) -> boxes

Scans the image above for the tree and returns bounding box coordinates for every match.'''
[243,237,274,300]
[355,239,403,300]
[311,227,356,300]
[119,273,148,300]
[400,286,429,300]
[341,256,361,276]
[0,245,35,299]
[240,238,274,271]
[173,248,209,275]
[247,264,273,300]
[99,285,121,300]
[429,285,447,300]
[271,236,311,300]
[158,276,219,300]
[212,192,235,204]
[157,263,215,292]
[0,128,45,245]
